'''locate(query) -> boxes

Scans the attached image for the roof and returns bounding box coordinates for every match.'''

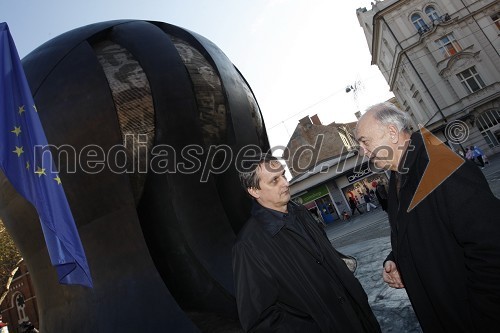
[289,151,359,184]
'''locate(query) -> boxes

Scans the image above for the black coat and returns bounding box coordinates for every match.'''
[386,132,500,332]
[233,202,380,332]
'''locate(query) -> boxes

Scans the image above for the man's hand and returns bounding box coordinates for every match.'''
[383,260,404,289]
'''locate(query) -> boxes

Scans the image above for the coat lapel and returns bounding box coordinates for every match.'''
[395,172,413,251]
[390,132,425,255]
[290,208,324,261]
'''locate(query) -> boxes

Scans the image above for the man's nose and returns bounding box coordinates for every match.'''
[358,144,367,156]
[282,177,289,186]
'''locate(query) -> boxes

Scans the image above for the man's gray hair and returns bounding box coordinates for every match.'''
[365,102,414,133]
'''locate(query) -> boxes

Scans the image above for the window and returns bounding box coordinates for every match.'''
[14,293,28,323]
[477,109,500,131]
[411,13,429,33]
[477,109,500,148]
[435,34,462,57]
[339,132,350,148]
[481,130,499,148]
[492,12,500,30]
[457,66,486,93]
[425,6,440,22]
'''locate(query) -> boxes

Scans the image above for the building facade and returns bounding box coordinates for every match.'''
[285,115,390,225]
[290,153,390,225]
[0,261,39,333]
[357,0,500,155]
[283,115,358,178]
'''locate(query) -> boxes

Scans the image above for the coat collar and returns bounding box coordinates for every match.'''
[251,201,295,237]
[398,131,423,174]
[391,131,427,251]
[251,201,324,262]
[393,131,424,202]
[388,132,423,219]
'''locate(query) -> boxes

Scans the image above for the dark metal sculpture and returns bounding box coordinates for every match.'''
[0,20,269,332]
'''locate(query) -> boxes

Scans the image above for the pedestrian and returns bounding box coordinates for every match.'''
[348,196,363,216]
[471,145,485,168]
[19,321,38,333]
[233,154,381,332]
[0,315,9,333]
[483,153,490,165]
[375,183,388,212]
[465,147,473,160]
[363,193,377,212]
[310,207,326,228]
[355,102,500,332]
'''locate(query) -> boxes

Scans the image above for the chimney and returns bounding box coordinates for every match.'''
[299,116,312,126]
[310,114,322,125]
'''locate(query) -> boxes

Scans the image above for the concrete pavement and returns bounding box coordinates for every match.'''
[326,153,500,332]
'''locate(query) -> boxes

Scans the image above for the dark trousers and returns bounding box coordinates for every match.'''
[476,155,485,167]
[351,206,363,215]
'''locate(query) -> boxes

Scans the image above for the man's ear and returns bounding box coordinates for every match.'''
[248,187,260,200]
[387,124,399,143]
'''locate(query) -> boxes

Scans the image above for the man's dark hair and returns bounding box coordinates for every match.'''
[238,154,279,191]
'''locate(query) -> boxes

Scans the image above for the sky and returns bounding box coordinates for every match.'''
[2,0,394,149]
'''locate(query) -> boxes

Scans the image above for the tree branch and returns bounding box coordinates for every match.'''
[0,258,23,306]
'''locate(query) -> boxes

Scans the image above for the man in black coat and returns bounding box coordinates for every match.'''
[232,154,380,332]
[356,102,500,332]
[375,183,388,212]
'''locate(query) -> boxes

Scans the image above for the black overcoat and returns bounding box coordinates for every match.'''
[386,132,500,332]
[233,202,380,332]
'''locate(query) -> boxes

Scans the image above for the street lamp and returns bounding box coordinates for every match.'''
[346,80,363,119]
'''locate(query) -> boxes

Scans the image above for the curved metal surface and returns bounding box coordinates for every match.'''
[0,20,269,332]
[152,22,270,234]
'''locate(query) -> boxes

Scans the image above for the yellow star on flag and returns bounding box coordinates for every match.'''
[54,175,62,185]
[35,166,46,177]
[26,161,30,170]
[33,104,38,112]
[18,105,25,115]
[13,146,24,157]
[11,126,21,136]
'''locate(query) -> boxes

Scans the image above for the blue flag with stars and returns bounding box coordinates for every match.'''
[0,22,92,288]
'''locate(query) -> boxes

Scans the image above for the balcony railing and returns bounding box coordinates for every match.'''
[418,24,430,35]
[417,14,451,35]
[432,13,451,25]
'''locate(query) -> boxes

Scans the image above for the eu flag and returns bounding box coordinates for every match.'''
[0,22,92,287]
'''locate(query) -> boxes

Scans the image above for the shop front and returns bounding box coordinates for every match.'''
[293,184,340,224]
[338,164,389,211]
